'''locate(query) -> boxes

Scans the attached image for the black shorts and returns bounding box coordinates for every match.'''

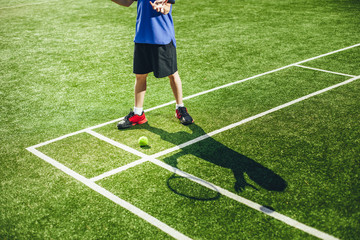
[133,41,178,78]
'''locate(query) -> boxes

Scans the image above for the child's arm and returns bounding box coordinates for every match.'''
[111,0,135,7]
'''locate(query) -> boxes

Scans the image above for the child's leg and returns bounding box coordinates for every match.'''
[168,71,183,105]
[169,71,194,125]
[117,73,148,129]
[135,73,148,108]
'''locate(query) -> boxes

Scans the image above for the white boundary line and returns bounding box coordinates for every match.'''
[70,131,341,240]
[152,75,360,159]
[89,74,359,240]
[26,44,360,239]
[26,147,192,240]
[86,129,148,158]
[294,43,360,65]
[89,158,149,182]
[294,64,356,77]
[148,158,339,240]
[28,43,360,149]
[91,74,360,172]
[86,129,149,181]
[90,73,360,181]
[180,43,360,102]
[84,132,341,240]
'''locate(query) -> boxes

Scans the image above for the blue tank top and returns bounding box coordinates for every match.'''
[134,0,176,47]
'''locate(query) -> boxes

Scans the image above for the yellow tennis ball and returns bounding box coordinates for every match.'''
[138,136,148,147]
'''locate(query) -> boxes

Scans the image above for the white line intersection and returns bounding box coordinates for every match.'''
[27,43,360,240]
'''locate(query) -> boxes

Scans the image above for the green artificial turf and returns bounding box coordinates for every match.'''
[157,79,360,239]
[96,67,347,154]
[38,133,140,178]
[98,162,315,239]
[1,0,359,239]
[303,47,360,76]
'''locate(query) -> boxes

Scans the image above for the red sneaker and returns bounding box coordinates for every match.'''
[117,109,147,129]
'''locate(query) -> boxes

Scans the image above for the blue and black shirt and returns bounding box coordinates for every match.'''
[133,0,176,47]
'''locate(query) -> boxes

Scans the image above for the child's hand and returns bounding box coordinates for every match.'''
[150,0,169,14]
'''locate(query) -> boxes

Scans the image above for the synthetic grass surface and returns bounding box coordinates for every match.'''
[96,67,347,154]
[303,47,360,76]
[98,162,314,239]
[38,133,140,178]
[158,79,360,239]
[1,0,359,239]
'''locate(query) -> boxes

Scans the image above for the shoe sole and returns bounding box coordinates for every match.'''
[118,118,148,129]
[181,120,194,125]
[134,118,148,125]
[175,113,194,125]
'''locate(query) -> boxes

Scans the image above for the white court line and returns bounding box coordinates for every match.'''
[27,44,360,239]
[94,74,360,169]
[89,75,359,239]
[0,1,55,10]
[148,158,339,240]
[89,158,149,182]
[88,130,340,239]
[152,75,360,159]
[86,129,150,182]
[28,43,360,149]
[295,43,360,65]
[26,147,192,240]
[87,130,341,240]
[86,129,148,158]
[294,64,357,77]
[173,43,360,103]
[90,74,360,181]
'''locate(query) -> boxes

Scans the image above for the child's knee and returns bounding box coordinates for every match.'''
[168,71,179,79]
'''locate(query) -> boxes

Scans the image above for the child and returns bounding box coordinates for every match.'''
[113,0,194,129]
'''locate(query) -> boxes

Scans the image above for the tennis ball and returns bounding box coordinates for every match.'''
[138,136,149,147]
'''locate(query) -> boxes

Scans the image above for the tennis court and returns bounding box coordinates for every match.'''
[1,0,359,239]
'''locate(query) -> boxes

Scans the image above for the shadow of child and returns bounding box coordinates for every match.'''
[144,123,287,192]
